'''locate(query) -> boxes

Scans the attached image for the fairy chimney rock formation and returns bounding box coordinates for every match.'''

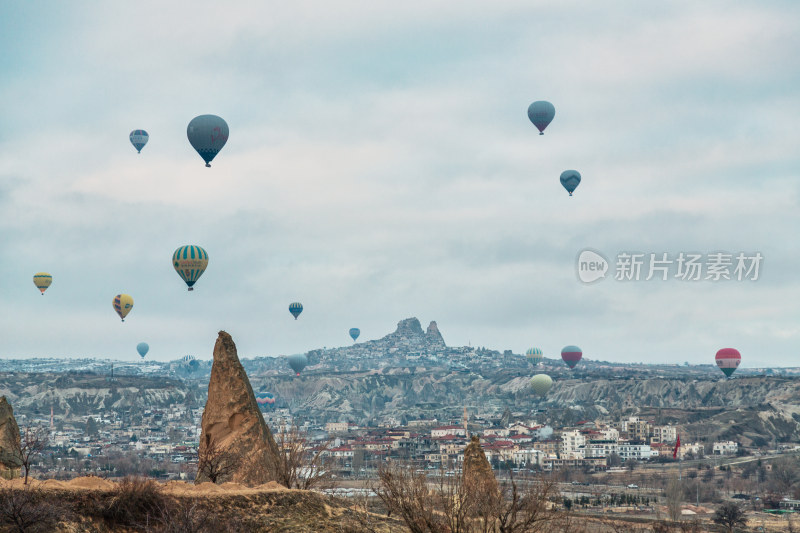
[196,331,280,486]
[463,435,498,493]
[0,397,22,480]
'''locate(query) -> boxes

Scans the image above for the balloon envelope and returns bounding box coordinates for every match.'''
[288,353,308,376]
[349,328,361,341]
[527,101,555,134]
[526,347,543,365]
[289,302,303,320]
[33,272,52,295]
[256,392,276,406]
[129,130,149,153]
[172,245,209,291]
[530,374,553,396]
[137,342,149,358]
[113,294,134,322]
[187,115,229,167]
[715,348,741,378]
[561,345,582,369]
[560,170,581,196]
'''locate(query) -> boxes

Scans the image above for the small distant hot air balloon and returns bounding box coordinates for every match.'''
[560,170,581,196]
[289,302,303,320]
[113,294,134,322]
[530,374,553,396]
[129,130,149,153]
[182,354,195,363]
[187,115,229,167]
[33,272,52,295]
[527,101,555,135]
[349,328,361,342]
[256,392,276,408]
[172,245,209,291]
[137,343,149,359]
[288,353,308,376]
[561,345,582,369]
[715,348,741,378]
[526,347,543,365]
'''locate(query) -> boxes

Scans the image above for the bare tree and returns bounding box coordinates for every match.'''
[10,426,49,485]
[375,461,565,533]
[375,461,441,533]
[274,420,334,490]
[712,502,747,533]
[492,473,564,533]
[665,476,682,522]
[0,484,64,532]
[196,438,240,484]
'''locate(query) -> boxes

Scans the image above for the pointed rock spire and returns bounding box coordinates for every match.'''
[196,331,281,486]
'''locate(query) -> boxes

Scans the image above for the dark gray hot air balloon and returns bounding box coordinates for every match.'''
[527,101,555,135]
[288,353,308,376]
[187,115,229,167]
[560,170,581,196]
[349,328,360,342]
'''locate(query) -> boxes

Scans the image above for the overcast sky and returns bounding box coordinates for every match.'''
[1,1,798,366]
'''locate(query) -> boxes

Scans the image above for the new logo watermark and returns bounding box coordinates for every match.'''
[576,249,609,283]
[576,250,763,283]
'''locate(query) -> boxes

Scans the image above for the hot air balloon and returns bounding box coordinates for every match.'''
[288,353,308,376]
[256,392,276,407]
[526,347,543,365]
[33,272,52,295]
[182,354,196,363]
[561,345,582,369]
[530,374,553,396]
[129,130,149,153]
[527,101,555,135]
[113,294,134,322]
[187,115,229,167]
[137,343,149,358]
[560,170,581,196]
[172,245,209,291]
[715,348,741,378]
[289,302,303,320]
[349,328,361,342]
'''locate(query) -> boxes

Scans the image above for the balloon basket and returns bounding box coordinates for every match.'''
[188,287,194,291]
[205,163,211,168]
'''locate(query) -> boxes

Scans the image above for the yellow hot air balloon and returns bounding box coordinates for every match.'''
[530,374,553,397]
[113,294,134,322]
[33,272,52,295]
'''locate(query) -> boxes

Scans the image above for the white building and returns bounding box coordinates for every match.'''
[712,441,738,455]
[585,440,619,458]
[512,448,544,467]
[617,443,656,461]
[651,425,677,444]
[432,426,467,438]
[561,430,586,459]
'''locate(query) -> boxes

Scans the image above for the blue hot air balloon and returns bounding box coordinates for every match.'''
[129,130,149,153]
[349,328,360,342]
[288,353,308,376]
[527,101,555,135]
[560,170,581,196]
[289,302,303,320]
[136,342,149,359]
[187,115,229,167]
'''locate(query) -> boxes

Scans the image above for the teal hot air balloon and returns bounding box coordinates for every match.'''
[288,353,308,376]
[136,342,149,359]
[527,101,555,135]
[289,302,303,320]
[187,115,229,167]
[560,170,581,196]
[129,130,149,153]
[530,374,553,396]
[349,328,360,342]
